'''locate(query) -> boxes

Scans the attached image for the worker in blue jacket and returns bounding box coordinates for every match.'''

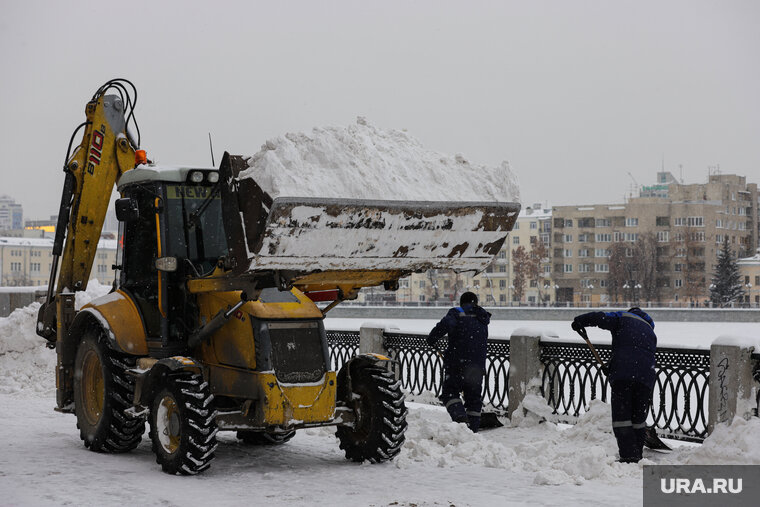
[428,292,491,432]
[572,307,657,463]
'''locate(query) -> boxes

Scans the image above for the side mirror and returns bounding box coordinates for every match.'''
[155,257,178,272]
[115,198,139,222]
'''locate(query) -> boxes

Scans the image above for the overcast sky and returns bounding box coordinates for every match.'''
[1,0,758,220]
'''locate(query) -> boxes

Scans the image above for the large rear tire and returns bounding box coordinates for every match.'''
[149,372,218,475]
[73,328,145,452]
[335,363,407,463]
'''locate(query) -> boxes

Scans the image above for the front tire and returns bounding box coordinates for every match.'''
[335,362,407,463]
[149,372,218,475]
[73,328,145,452]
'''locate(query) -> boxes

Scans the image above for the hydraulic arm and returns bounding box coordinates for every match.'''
[37,79,140,341]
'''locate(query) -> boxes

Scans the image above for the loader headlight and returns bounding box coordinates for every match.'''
[207,172,219,183]
[190,171,204,183]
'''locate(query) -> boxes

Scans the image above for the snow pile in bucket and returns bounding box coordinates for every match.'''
[0,281,111,394]
[240,117,520,203]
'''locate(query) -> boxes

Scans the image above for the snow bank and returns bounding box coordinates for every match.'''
[672,416,760,465]
[0,281,111,395]
[240,117,520,203]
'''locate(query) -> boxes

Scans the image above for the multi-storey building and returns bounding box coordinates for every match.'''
[738,249,760,307]
[0,237,117,287]
[552,173,758,304]
[0,195,23,230]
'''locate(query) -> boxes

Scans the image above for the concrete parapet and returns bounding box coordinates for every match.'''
[708,338,759,433]
[507,332,543,419]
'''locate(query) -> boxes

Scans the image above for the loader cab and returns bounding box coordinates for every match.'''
[116,165,227,352]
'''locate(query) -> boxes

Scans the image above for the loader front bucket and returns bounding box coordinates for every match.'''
[219,153,520,292]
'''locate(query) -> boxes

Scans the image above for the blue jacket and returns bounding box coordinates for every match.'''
[427,304,491,368]
[574,308,657,388]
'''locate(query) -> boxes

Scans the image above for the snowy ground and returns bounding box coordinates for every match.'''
[2,288,759,506]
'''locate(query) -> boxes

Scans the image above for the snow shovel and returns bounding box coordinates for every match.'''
[430,343,504,430]
[574,327,671,451]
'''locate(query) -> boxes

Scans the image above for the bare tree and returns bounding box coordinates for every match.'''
[512,245,529,303]
[527,240,549,302]
[607,242,628,302]
[635,233,660,303]
[670,226,708,304]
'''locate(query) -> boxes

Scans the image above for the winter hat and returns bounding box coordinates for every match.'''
[460,292,478,306]
[628,307,655,329]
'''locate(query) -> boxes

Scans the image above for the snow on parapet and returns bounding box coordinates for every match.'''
[239,117,520,203]
[712,334,760,351]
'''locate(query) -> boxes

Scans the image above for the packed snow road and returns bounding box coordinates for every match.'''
[3,388,759,506]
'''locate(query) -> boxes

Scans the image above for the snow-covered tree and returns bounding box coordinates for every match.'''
[709,237,744,307]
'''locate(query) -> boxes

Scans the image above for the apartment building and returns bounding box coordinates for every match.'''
[738,249,760,307]
[0,237,117,287]
[552,173,759,304]
[0,195,23,230]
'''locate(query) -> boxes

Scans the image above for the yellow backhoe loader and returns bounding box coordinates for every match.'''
[37,79,520,474]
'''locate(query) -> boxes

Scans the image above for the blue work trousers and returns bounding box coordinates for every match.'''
[440,362,484,432]
[611,379,653,462]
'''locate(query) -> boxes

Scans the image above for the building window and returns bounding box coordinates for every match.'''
[565,219,573,227]
[578,249,589,258]
[657,231,669,242]
[499,251,506,259]
[499,294,506,302]
[419,295,426,302]
[399,279,409,288]
[595,233,611,242]
[595,263,609,273]
[578,233,589,243]
[716,219,723,228]
[656,216,669,226]
[513,236,520,245]
[564,264,573,273]
[690,231,705,242]
[674,263,683,272]
[564,234,573,243]
[675,279,683,288]
[674,217,686,226]
[540,233,550,245]
[625,233,639,242]
[578,264,590,273]
[419,280,426,288]
[595,218,611,227]
[499,265,507,273]
[499,280,506,289]
[600,279,608,288]
[530,222,537,229]
[625,248,634,257]
[594,248,609,258]
[687,216,704,227]
[625,218,639,227]
[564,249,572,257]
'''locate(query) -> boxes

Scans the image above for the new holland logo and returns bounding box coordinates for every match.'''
[86,125,106,175]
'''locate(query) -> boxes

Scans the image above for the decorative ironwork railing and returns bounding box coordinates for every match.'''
[540,341,711,441]
[326,330,759,443]
[326,330,511,410]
